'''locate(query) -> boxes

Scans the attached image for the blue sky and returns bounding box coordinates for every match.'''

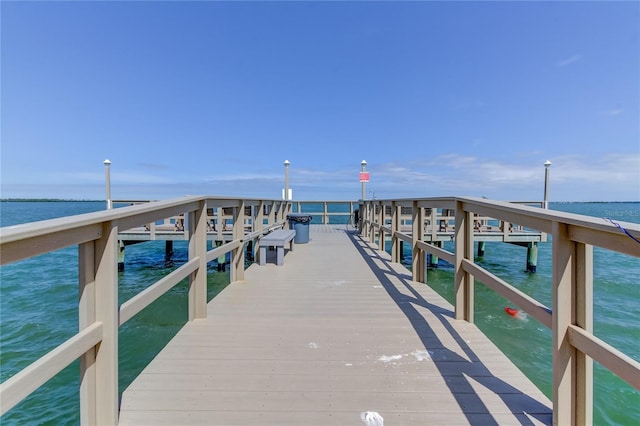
[2,1,638,202]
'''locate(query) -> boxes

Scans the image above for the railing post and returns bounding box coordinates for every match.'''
[324,202,328,224]
[430,208,437,241]
[78,242,96,426]
[216,207,224,241]
[358,202,364,236]
[370,203,375,236]
[576,243,594,426]
[188,201,207,320]
[278,201,285,224]
[255,201,265,260]
[454,202,474,322]
[274,202,281,225]
[412,201,425,283]
[378,202,386,253]
[391,202,400,263]
[274,202,281,224]
[282,201,289,225]
[552,221,576,425]
[502,220,510,240]
[94,222,119,425]
[369,203,376,243]
[268,201,276,227]
[231,201,246,282]
[349,202,354,226]
[362,202,369,239]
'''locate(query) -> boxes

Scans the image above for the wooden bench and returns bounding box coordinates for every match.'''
[258,229,296,266]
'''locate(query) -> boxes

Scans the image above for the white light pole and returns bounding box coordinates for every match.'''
[543,160,552,209]
[284,160,290,201]
[361,160,367,201]
[104,159,112,209]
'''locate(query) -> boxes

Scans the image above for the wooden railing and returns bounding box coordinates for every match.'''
[361,200,546,242]
[0,196,292,425]
[291,200,358,224]
[114,200,359,239]
[2,195,638,426]
[360,196,640,425]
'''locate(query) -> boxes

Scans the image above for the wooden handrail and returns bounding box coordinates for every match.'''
[0,196,293,424]
[119,258,201,326]
[362,196,640,425]
[2,196,638,426]
[292,201,358,224]
[0,322,104,416]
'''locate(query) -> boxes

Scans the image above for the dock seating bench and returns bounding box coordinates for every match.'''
[258,229,296,266]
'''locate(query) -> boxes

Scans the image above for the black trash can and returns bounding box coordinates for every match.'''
[287,213,313,244]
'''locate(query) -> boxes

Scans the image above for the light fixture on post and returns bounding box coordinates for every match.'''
[360,160,367,201]
[543,160,552,209]
[104,159,112,210]
[283,160,290,201]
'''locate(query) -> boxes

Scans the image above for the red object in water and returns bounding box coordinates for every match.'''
[504,307,520,317]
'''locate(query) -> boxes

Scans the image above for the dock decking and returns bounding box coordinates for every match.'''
[118,225,552,425]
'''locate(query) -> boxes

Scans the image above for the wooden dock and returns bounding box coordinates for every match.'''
[118,225,552,425]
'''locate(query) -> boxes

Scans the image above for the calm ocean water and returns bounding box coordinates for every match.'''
[1,200,638,425]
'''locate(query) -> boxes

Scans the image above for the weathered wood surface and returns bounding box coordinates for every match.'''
[119,225,551,425]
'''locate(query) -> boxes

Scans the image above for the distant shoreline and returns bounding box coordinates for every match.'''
[2,199,637,204]
[0,198,102,202]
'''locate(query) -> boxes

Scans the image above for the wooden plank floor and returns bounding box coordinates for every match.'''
[119,225,552,425]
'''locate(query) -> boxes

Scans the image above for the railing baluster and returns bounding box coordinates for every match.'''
[189,201,208,320]
[412,201,425,283]
[391,202,400,262]
[455,202,474,322]
[268,201,275,227]
[552,221,576,425]
[576,242,594,425]
[276,201,283,224]
[254,201,265,261]
[323,202,328,224]
[78,241,96,426]
[368,202,375,243]
[94,221,119,425]
[231,202,245,282]
[362,202,368,239]
[430,208,437,242]
[378,201,386,253]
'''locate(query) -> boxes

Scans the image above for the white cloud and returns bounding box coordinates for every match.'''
[556,54,583,67]
[602,109,623,116]
[4,153,638,202]
[361,153,639,201]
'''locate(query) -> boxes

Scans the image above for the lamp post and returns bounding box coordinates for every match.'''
[284,160,290,201]
[543,160,552,209]
[361,160,367,201]
[104,159,112,210]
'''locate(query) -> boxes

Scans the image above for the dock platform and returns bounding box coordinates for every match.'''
[118,225,552,425]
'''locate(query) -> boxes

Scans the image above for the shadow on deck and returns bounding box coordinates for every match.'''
[345,230,551,425]
[118,226,551,425]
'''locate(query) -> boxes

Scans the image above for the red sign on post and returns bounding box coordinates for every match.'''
[359,172,370,183]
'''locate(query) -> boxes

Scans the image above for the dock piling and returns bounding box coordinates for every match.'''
[526,242,538,273]
[215,241,225,271]
[428,241,441,268]
[164,241,174,264]
[117,240,125,271]
[478,241,486,257]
